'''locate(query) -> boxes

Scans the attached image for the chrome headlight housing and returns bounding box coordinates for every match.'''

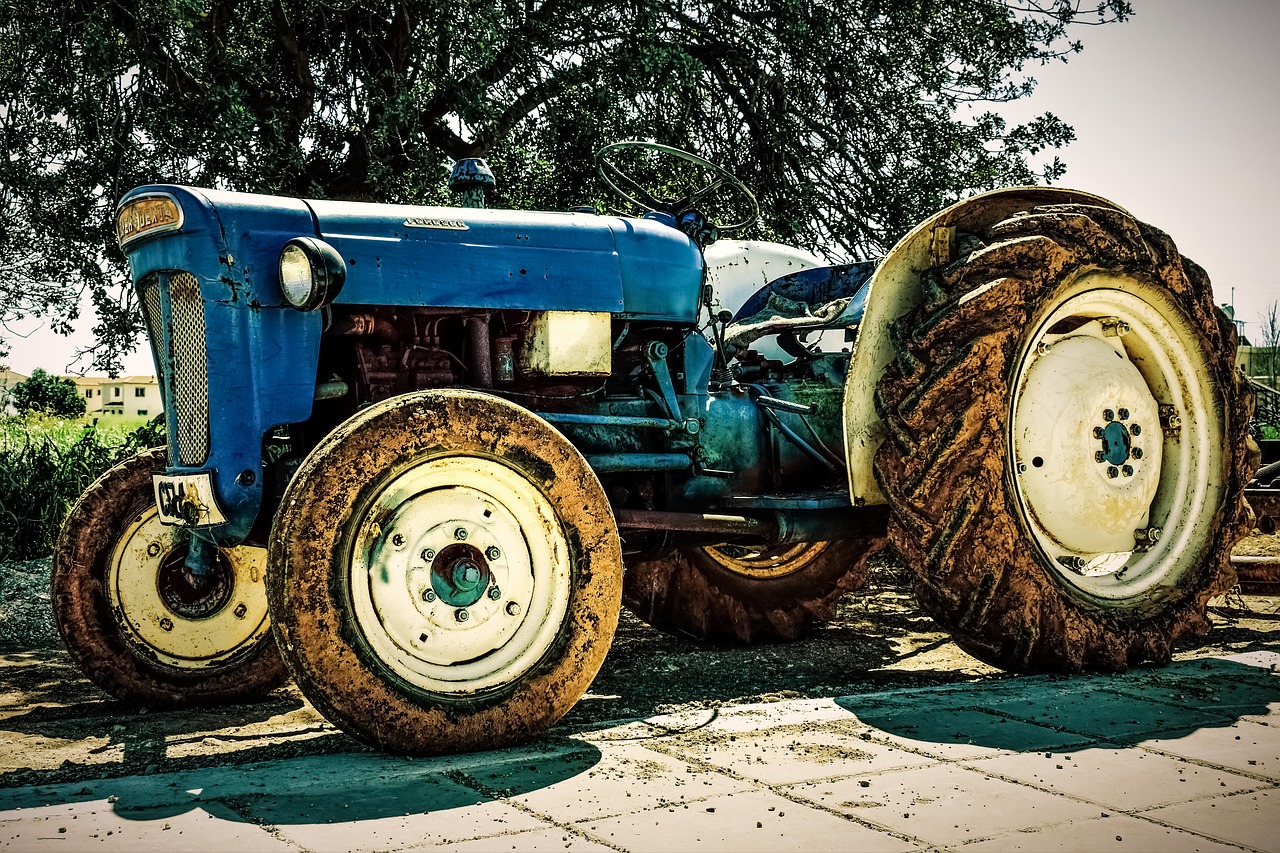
[279,237,346,311]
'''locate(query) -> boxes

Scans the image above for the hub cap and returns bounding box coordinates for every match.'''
[349,455,571,696]
[107,509,270,669]
[1009,274,1223,603]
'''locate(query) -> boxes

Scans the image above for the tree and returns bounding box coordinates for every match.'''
[1260,302,1279,388]
[11,369,88,418]
[0,0,1131,371]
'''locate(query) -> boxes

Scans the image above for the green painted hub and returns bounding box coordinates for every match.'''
[430,543,492,607]
[1100,420,1131,466]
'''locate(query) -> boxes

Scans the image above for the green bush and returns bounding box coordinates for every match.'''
[0,413,166,561]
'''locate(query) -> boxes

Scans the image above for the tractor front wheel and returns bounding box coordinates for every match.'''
[268,390,623,755]
[53,449,286,706]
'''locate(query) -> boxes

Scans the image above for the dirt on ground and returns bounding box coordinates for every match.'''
[1,543,1277,791]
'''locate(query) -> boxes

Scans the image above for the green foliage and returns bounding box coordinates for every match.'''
[10,369,87,418]
[1,0,1131,368]
[0,413,166,560]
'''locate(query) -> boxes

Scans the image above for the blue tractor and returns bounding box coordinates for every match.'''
[54,143,1256,754]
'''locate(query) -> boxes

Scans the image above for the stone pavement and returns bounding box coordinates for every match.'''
[0,650,1276,852]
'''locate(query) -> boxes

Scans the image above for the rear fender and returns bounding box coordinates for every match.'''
[842,187,1127,506]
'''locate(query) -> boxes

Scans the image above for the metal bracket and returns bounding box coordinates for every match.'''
[643,341,683,422]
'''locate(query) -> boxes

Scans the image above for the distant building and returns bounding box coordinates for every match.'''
[70,375,164,418]
[1239,346,1277,385]
[0,370,27,415]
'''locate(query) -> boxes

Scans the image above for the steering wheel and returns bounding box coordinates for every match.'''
[594,141,760,233]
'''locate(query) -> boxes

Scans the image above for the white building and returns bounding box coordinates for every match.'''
[71,375,164,419]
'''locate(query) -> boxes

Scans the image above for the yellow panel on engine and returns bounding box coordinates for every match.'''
[521,311,612,377]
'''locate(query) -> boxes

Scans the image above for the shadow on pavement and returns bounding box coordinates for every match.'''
[834,657,1279,753]
[1,736,603,826]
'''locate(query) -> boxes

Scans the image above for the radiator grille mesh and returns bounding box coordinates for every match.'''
[167,273,210,467]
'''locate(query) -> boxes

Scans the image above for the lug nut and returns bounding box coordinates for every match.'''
[1094,450,1106,463]
[1132,447,1143,459]
[485,546,501,560]
[506,601,522,616]
[233,603,247,619]
[159,617,174,631]
[392,533,405,547]
[1130,424,1142,436]
[421,548,436,561]
[1135,526,1163,544]
[1118,408,1130,420]
[147,542,162,558]
[455,608,470,623]
[422,589,436,602]
[1037,341,1054,355]
[454,527,468,541]
[1107,466,1119,479]
[1103,409,1115,422]
[488,586,502,600]
[1121,465,1134,477]
[1093,427,1105,439]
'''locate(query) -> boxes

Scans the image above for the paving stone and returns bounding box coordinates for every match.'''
[579,788,918,852]
[950,812,1251,852]
[0,799,299,852]
[780,762,1101,847]
[647,716,933,786]
[1140,788,1279,852]
[963,744,1264,810]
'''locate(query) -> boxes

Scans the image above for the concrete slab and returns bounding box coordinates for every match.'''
[641,715,935,786]
[577,788,919,852]
[779,762,1103,847]
[964,744,1266,810]
[949,812,1252,852]
[0,798,299,852]
[1140,788,1279,852]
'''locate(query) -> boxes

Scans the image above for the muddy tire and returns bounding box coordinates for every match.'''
[623,510,887,643]
[875,204,1255,672]
[268,390,622,755]
[53,449,286,706]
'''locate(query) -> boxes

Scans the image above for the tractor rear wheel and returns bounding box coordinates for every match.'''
[53,449,286,706]
[875,204,1255,672]
[623,510,887,643]
[268,390,622,755]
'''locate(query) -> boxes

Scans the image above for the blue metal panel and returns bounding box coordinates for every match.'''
[305,200,704,322]
[606,217,705,321]
[119,185,323,539]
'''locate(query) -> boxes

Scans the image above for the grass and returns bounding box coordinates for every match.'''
[0,413,165,561]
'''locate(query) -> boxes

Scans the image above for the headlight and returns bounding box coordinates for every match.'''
[279,237,346,311]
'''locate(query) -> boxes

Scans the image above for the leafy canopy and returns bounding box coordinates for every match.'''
[0,0,1130,372]
[10,369,88,418]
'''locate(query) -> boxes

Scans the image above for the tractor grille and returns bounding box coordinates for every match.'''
[166,273,211,467]
[140,276,164,377]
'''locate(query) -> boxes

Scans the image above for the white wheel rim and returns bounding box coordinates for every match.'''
[348,455,572,696]
[107,509,271,669]
[1009,273,1224,605]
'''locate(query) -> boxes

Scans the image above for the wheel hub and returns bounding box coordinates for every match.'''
[430,543,493,608]
[1012,326,1161,559]
[108,508,270,668]
[156,548,234,619]
[351,455,572,694]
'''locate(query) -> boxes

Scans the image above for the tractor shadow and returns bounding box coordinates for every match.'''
[833,655,1280,757]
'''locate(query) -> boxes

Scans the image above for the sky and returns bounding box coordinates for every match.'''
[4,0,1278,376]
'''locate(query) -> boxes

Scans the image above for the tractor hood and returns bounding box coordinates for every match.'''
[307,199,705,321]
